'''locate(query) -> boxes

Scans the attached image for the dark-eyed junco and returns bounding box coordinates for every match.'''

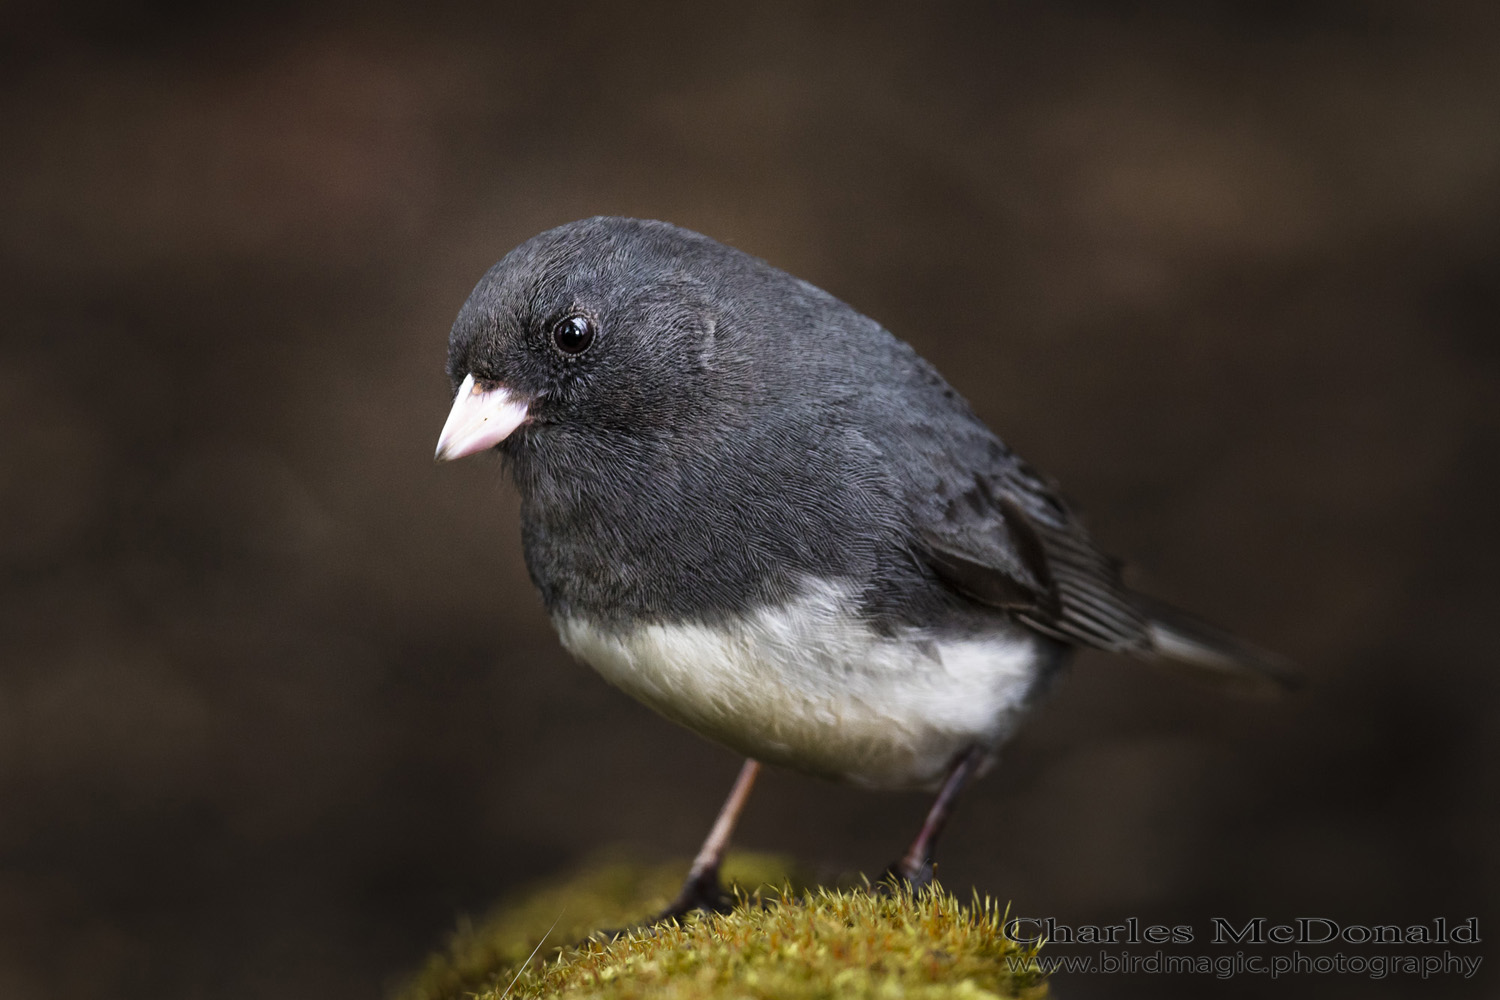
[436,217,1292,916]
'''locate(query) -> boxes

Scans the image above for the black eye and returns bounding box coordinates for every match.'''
[550,315,595,356]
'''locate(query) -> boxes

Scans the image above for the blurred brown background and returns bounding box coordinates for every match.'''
[2,1,1497,998]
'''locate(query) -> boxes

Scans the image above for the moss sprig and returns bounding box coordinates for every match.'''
[399,855,1047,1000]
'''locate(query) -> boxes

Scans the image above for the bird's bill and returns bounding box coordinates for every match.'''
[434,373,529,461]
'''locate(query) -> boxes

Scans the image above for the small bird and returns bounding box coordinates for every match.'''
[435,217,1293,917]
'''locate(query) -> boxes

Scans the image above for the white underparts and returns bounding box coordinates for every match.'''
[554,580,1044,791]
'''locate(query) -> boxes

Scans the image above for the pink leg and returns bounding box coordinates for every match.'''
[657,759,761,920]
[889,746,983,887]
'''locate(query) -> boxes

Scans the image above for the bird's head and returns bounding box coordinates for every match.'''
[435,217,742,462]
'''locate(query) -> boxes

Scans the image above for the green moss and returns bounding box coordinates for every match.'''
[399,855,1048,1000]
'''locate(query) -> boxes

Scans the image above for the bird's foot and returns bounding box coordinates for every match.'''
[652,866,735,924]
[583,866,735,942]
[879,855,935,894]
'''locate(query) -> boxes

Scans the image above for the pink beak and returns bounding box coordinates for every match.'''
[434,373,530,461]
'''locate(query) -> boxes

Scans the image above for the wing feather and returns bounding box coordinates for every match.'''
[918,459,1152,654]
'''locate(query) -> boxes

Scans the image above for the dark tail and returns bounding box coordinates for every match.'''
[1134,595,1302,693]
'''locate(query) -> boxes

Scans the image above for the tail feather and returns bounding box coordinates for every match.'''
[1134,595,1301,693]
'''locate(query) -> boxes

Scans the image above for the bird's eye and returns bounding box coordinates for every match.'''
[550,315,595,356]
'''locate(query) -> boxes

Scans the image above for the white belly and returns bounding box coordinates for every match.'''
[553,580,1045,791]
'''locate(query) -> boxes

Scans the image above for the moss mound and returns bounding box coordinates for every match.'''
[399,855,1048,1000]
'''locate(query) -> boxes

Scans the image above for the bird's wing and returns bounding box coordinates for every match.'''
[916,457,1153,654]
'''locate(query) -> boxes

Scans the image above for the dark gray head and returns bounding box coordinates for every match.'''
[435,216,789,461]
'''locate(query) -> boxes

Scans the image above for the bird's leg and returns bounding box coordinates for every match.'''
[655,758,761,922]
[885,745,983,889]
